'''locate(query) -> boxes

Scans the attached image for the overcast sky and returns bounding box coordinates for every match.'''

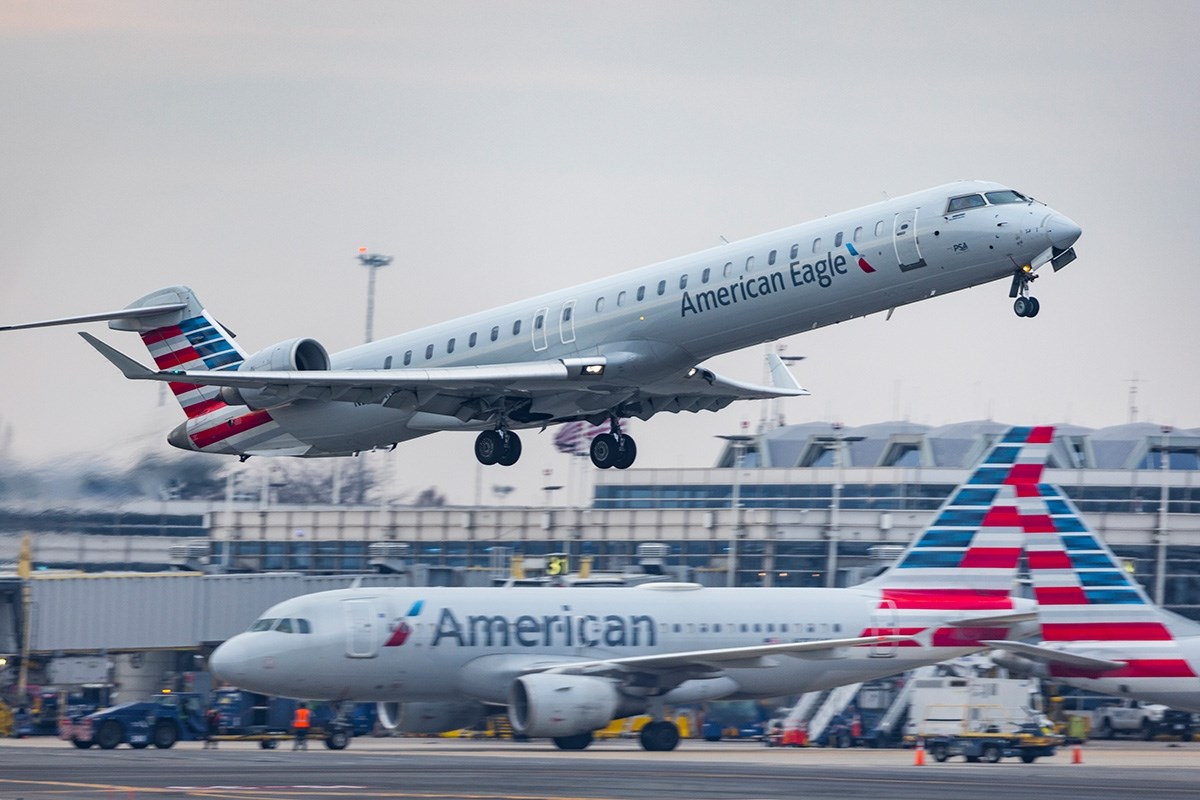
[1,1,1197,505]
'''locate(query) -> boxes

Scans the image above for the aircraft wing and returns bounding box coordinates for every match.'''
[80,334,808,424]
[983,640,1126,672]
[534,634,910,677]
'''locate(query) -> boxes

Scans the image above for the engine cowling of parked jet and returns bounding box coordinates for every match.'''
[219,337,330,409]
[508,673,622,738]
[376,701,486,734]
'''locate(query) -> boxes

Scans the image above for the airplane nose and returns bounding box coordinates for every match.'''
[209,636,249,684]
[1046,213,1082,250]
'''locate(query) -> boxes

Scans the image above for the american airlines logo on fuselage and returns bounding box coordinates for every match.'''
[680,246,875,318]
[408,606,658,648]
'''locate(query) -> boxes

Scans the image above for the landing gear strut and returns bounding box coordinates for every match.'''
[474,429,522,466]
[1009,266,1041,318]
[589,417,636,470]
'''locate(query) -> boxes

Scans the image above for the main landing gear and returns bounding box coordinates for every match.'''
[589,418,637,470]
[639,719,681,751]
[1009,265,1041,318]
[474,429,522,466]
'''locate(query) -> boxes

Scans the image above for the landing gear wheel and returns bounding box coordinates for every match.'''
[639,720,681,751]
[552,731,594,750]
[96,719,122,750]
[1013,296,1031,317]
[496,432,522,466]
[474,430,503,465]
[613,436,637,469]
[1026,297,1040,317]
[590,433,619,469]
[153,721,178,749]
[325,728,350,750]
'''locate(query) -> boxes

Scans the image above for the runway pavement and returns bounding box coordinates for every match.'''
[1,736,1197,800]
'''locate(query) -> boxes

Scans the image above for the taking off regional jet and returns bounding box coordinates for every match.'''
[208,426,1055,751]
[988,484,1200,714]
[2,181,1080,468]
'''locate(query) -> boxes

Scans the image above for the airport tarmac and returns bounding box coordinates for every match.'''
[1,737,1198,800]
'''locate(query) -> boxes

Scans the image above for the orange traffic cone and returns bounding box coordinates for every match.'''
[914,740,926,766]
[1072,744,1083,764]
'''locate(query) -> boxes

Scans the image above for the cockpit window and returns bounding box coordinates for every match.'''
[946,194,986,213]
[274,618,293,634]
[297,618,312,634]
[249,618,276,632]
[985,189,1028,205]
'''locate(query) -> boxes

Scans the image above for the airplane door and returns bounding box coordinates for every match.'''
[869,598,898,659]
[343,598,379,659]
[892,209,928,272]
[532,306,549,352]
[559,300,577,345]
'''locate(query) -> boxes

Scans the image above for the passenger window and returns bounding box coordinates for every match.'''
[469,332,477,348]
[679,274,688,289]
[701,267,710,283]
[534,314,543,330]
[946,194,986,212]
[853,226,863,242]
[790,244,799,259]
[617,290,626,306]
[403,350,412,366]
[384,356,392,369]
[723,261,733,277]
[657,280,666,295]
[834,232,843,247]
[812,238,822,254]
[425,344,434,360]
[512,320,521,336]
[447,337,455,354]
[595,297,605,313]
[637,285,645,301]
[490,326,499,342]
[874,220,884,237]
[768,249,776,266]
[563,306,572,322]
[745,256,754,272]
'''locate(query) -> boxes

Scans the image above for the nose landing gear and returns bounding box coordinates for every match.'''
[1009,265,1041,318]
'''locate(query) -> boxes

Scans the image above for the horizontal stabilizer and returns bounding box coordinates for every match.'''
[79,332,159,379]
[983,640,1125,672]
[0,303,186,332]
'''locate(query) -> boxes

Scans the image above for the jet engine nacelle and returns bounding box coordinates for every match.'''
[508,673,621,738]
[219,337,329,409]
[376,701,486,734]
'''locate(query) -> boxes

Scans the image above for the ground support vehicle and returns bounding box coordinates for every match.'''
[925,725,1063,764]
[1091,699,1168,740]
[60,692,206,750]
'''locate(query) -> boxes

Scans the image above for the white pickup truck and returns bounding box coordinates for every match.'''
[1090,699,1167,739]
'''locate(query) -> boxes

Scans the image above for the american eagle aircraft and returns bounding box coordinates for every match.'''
[987,483,1200,714]
[208,426,1056,751]
[1,181,1079,468]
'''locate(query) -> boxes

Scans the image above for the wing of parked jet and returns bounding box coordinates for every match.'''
[982,639,1126,672]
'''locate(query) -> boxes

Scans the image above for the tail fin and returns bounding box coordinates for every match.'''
[862,425,1055,602]
[1025,483,1200,667]
[111,286,246,419]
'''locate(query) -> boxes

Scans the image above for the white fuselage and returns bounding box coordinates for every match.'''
[252,180,1078,453]
[210,584,1031,705]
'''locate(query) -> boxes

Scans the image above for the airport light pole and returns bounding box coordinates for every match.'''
[356,248,393,344]
[718,430,755,587]
[1155,425,1173,605]
[812,424,864,588]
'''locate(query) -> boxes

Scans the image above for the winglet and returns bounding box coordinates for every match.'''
[79,331,161,380]
[766,352,808,395]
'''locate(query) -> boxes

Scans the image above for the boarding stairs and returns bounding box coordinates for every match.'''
[806,682,864,743]
[873,665,939,738]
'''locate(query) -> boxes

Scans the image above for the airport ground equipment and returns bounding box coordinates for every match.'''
[1090,698,1168,740]
[925,724,1063,763]
[60,691,207,749]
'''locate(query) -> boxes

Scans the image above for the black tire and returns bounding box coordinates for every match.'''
[640,721,681,752]
[260,739,278,749]
[96,720,123,750]
[1020,752,1038,763]
[613,436,637,469]
[704,734,722,742]
[72,739,94,749]
[590,433,618,469]
[325,729,350,750]
[552,731,594,750]
[982,744,1002,763]
[153,721,178,749]
[1141,721,1155,741]
[930,743,950,762]
[130,741,149,750]
[496,432,522,466]
[1099,718,1115,740]
[965,755,981,763]
[1027,297,1041,317]
[474,431,502,465]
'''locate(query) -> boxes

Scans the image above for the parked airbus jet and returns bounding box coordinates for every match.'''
[1,181,1080,468]
[207,426,1056,751]
[988,484,1200,713]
